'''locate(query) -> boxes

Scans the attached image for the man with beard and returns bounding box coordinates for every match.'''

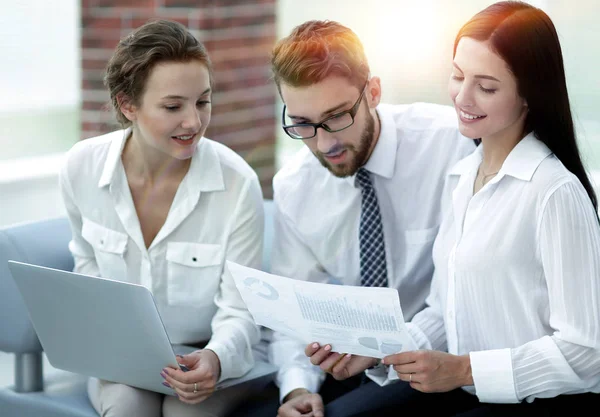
[231,20,475,417]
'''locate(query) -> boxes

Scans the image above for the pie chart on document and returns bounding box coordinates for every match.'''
[243,277,279,301]
[358,336,403,354]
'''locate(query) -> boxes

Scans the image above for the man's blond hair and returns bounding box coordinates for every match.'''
[271,20,370,91]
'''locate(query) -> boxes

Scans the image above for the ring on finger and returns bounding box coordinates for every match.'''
[193,382,198,393]
[409,373,412,382]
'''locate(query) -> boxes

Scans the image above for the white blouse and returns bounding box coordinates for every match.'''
[407,133,600,403]
[59,128,264,382]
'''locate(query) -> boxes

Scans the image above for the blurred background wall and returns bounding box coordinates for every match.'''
[0,0,599,228]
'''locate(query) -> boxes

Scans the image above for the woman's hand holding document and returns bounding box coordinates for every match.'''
[226,261,417,359]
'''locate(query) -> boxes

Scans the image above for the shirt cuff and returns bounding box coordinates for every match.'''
[277,367,324,403]
[204,340,251,384]
[470,348,518,403]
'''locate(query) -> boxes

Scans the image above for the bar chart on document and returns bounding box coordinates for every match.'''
[293,284,412,357]
[295,292,399,332]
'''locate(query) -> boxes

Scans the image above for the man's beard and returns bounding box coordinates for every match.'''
[314,111,375,178]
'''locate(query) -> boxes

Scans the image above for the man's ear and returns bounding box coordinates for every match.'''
[117,92,137,122]
[366,76,382,108]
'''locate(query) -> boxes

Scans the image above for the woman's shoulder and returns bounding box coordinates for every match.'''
[534,155,579,187]
[63,130,124,168]
[199,137,259,182]
[533,155,593,208]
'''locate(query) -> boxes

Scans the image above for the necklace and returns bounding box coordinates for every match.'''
[478,165,499,186]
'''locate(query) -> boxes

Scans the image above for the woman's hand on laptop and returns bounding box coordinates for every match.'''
[161,349,222,404]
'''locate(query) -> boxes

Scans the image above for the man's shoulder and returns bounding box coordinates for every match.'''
[381,102,459,133]
[273,147,321,190]
[273,147,336,215]
[382,102,474,158]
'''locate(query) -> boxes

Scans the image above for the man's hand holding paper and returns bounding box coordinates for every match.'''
[305,342,378,380]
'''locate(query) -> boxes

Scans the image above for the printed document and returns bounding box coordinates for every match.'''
[226,261,416,358]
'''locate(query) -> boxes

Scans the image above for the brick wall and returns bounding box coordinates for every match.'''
[81,0,277,197]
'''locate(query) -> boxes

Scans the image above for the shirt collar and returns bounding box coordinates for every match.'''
[98,128,130,188]
[98,128,225,192]
[500,132,552,181]
[448,132,552,182]
[346,105,397,186]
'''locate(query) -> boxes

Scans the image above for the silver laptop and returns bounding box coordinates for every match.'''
[8,260,277,396]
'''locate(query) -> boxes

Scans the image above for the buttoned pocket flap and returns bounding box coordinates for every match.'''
[166,242,222,268]
[81,218,128,254]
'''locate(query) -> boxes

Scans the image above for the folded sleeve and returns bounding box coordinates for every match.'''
[472,180,600,403]
[58,151,100,277]
[205,175,264,382]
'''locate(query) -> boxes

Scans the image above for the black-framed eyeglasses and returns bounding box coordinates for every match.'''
[282,81,368,140]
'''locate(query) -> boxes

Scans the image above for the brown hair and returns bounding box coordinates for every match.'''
[271,20,369,91]
[104,19,213,127]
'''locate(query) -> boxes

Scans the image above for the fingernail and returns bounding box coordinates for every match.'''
[324,345,331,351]
[312,343,319,349]
[346,354,352,359]
[162,382,171,388]
[160,372,166,379]
[381,358,386,365]
[176,355,183,359]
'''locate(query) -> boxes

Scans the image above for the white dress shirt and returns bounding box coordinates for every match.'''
[268,103,476,400]
[405,133,600,403]
[59,128,264,382]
